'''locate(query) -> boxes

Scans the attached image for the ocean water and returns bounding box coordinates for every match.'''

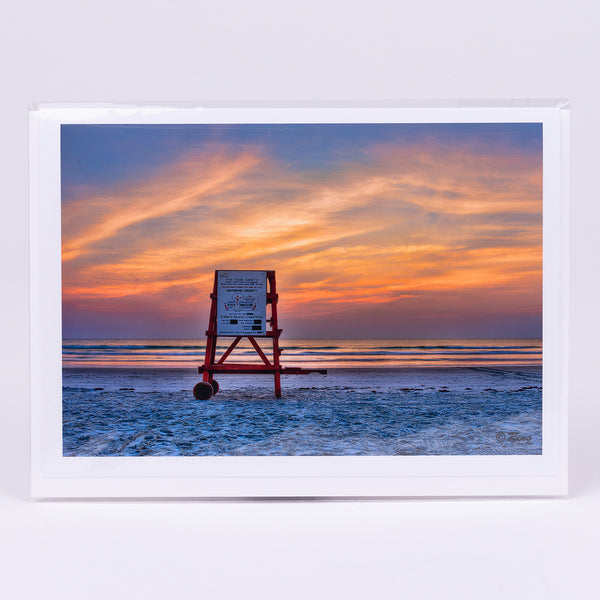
[62,338,542,457]
[63,338,542,369]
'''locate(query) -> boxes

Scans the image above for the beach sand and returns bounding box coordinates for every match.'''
[62,366,542,456]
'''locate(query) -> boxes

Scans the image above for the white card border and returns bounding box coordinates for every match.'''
[29,102,569,498]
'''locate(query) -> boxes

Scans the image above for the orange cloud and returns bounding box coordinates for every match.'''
[62,136,542,334]
[62,150,262,262]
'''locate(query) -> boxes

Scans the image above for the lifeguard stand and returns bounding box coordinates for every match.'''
[194,270,326,399]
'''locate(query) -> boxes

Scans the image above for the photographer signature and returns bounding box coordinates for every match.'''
[496,431,532,444]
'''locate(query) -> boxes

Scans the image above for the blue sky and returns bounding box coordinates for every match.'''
[61,122,542,189]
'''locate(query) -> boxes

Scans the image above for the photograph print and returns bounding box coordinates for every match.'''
[61,119,543,457]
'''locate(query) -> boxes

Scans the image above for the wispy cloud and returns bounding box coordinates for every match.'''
[62,149,262,262]
[62,130,542,338]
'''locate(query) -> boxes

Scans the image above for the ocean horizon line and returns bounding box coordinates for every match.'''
[62,338,542,370]
[63,336,543,341]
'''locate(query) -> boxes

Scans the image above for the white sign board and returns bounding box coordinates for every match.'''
[216,270,267,335]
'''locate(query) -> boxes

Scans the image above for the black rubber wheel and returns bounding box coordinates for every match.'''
[210,380,219,395]
[193,381,213,400]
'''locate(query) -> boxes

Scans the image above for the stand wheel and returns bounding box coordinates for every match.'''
[193,381,214,400]
[210,380,219,395]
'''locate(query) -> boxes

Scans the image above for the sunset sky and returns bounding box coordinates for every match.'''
[61,122,543,340]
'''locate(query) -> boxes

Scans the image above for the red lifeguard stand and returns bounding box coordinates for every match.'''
[194,270,326,399]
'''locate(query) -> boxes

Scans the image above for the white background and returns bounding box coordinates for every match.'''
[1,1,599,598]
